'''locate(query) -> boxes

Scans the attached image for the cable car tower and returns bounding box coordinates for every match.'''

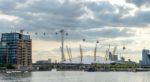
[56,29,68,63]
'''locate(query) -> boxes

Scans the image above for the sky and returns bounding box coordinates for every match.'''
[0,0,150,63]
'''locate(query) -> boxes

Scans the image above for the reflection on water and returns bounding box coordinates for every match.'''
[0,72,31,82]
[0,71,150,82]
[0,73,32,82]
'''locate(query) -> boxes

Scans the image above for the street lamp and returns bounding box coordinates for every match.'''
[56,29,68,63]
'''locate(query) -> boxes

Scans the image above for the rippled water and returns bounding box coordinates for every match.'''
[0,71,150,82]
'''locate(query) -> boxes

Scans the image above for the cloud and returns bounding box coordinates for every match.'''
[4,0,85,30]
[0,0,148,31]
[81,27,135,39]
[0,0,148,43]
[121,10,150,27]
[126,0,150,7]
[0,0,149,62]
[0,0,147,44]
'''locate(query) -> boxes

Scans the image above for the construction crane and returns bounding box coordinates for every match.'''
[107,44,111,60]
[112,45,117,56]
[105,48,109,61]
[108,44,111,54]
[104,44,118,61]
[80,45,83,64]
[104,44,112,61]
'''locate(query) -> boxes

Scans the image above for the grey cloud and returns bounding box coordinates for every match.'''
[0,0,149,41]
[0,0,145,62]
[0,0,146,29]
[126,0,150,7]
[120,10,150,27]
[86,1,116,13]
[0,0,26,12]
[77,2,132,28]
[82,27,135,39]
[0,20,16,32]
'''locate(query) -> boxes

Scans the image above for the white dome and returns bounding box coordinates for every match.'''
[64,56,113,64]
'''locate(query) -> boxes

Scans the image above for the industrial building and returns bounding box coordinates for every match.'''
[140,49,150,66]
[36,59,51,64]
[0,32,32,70]
[108,52,118,61]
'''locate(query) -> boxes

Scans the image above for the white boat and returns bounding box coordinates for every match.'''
[11,71,22,73]
[51,69,57,72]
[6,71,12,74]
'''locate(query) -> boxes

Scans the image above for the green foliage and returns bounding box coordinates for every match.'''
[106,64,112,68]
[124,64,129,68]
[115,64,120,68]
[95,63,101,68]
[0,64,15,70]
[114,64,121,71]
[79,65,84,70]
[0,64,5,67]
[6,64,15,69]
[0,67,6,70]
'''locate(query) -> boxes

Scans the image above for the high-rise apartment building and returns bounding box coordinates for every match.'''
[0,32,32,70]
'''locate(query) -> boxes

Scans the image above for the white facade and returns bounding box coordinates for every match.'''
[141,49,150,66]
[65,56,113,64]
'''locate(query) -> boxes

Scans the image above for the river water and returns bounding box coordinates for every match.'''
[0,71,150,82]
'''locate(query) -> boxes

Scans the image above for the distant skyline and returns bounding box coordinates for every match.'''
[0,0,150,62]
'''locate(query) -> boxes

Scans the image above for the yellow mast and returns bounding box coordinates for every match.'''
[94,44,97,62]
[80,45,83,64]
[66,46,72,63]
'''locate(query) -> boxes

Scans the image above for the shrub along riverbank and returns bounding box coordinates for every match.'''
[0,64,15,70]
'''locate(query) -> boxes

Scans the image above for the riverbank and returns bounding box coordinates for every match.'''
[32,63,150,72]
[0,67,150,73]
[0,71,150,82]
